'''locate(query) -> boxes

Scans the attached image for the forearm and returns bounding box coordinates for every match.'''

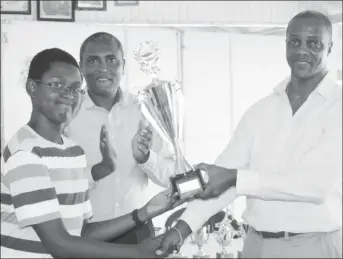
[138,150,175,187]
[236,169,337,204]
[50,234,138,258]
[91,161,114,182]
[82,207,150,242]
[179,187,237,232]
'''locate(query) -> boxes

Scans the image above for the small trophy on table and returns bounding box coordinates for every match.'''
[134,41,205,199]
[214,209,235,258]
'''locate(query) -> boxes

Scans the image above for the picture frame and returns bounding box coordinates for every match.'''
[37,0,75,22]
[76,1,106,11]
[0,0,31,15]
[115,1,139,6]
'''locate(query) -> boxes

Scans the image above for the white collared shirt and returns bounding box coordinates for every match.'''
[65,90,175,221]
[180,74,342,233]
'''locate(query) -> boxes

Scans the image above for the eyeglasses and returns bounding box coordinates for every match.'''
[33,80,85,95]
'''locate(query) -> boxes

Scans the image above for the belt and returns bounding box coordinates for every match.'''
[251,227,303,239]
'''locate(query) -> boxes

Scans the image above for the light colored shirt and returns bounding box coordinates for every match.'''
[1,125,92,258]
[66,90,175,221]
[180,74,342,233]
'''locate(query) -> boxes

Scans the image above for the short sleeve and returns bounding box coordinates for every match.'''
[3,151,61,228]
[82,189,93,223]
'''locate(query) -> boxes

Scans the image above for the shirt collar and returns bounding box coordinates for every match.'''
[273,72,339,100]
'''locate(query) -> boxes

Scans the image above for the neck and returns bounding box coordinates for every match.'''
[88,88,121,112]
[28,112,64,144]
[289,70,328,98]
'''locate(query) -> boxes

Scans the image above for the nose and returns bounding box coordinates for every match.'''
[98,60,109,72]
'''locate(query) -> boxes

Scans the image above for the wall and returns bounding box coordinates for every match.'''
[1,1,340,25]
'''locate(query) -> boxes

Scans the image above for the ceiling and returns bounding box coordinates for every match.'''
[165,1,342,36]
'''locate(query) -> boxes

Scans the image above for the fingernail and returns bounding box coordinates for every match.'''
[156,250,162,255]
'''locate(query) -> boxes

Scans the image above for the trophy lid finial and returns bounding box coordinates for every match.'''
[134,41,160,78]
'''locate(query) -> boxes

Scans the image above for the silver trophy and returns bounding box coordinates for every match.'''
[134,41,205,199]
[192,225,210,258]
[214,209,235,258]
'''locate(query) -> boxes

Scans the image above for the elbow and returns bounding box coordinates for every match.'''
[309,193,326,205]
[80,225,95,240]
[43,234,73,258]
[306,186,331,204]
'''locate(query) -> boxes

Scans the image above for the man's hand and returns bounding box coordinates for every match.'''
[143,188,190,219]
[132,120,153,164]
[195,163,237,200]
[135,237,165,258]
[156,220,192,256]
[100,124,117,168]
[91,125,117,182]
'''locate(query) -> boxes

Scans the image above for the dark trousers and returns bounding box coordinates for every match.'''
[111,219,155,244]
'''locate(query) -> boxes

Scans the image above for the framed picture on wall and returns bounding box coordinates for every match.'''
[115,1,139,6]
[76,1,106,11]
[0,0,31,15]
[37,0,75,22]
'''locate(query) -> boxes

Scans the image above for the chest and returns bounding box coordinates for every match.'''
[68,104,141,163]
[250,98,335,168]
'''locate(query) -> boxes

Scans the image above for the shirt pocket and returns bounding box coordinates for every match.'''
[297,122,325,157]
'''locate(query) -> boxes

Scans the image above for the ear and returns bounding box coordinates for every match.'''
[26,79,37,98]
[122,58,126,74]
[327,41,333,55]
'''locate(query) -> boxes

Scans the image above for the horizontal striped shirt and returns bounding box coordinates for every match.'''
[1,125,93,258]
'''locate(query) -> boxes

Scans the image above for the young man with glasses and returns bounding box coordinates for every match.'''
[0,48,186,258]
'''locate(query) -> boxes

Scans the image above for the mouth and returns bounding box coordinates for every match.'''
[56,99,73,107]
[294,60,311,68]
[96,76,113,85]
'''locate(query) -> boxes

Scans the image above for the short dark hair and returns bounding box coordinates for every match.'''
[79,32,124,62]
[287,10,333,40]
[28,48,80,81]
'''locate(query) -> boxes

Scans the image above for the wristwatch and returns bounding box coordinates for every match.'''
[132,209,145,227]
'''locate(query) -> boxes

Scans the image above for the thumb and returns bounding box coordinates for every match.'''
[160,187,173,196]
[100,124,106,139]
[155,241,170,256]
[194,162,209,172]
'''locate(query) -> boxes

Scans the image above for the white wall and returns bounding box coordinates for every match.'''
[183,31,232,164]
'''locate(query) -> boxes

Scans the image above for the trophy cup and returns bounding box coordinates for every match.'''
[134,41,205,199]
[192,225,211,258]
[214,209,235,258]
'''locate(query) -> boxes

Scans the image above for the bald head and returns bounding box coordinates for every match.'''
[285,10,333,79]
[287,10,332,40]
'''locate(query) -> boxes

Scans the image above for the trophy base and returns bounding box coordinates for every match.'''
[216,251,234,258]
[170,169,206,199]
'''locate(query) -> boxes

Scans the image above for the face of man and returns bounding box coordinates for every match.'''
[286,16,332,79]
[80,38,124,97]
[30,62,83,124]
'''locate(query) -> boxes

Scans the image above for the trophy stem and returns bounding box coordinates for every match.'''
[173,141,192,176]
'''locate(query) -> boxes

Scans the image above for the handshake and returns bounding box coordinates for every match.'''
[136,220,192,258]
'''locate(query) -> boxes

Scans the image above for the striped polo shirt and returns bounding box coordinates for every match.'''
[1,125,93,258]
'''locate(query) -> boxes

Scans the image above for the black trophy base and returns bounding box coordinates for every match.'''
[170,169,205,199]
